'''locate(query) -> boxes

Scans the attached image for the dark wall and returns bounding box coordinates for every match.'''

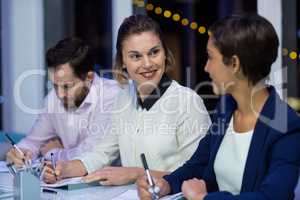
[44,0,113,84]
[75,0,112,72]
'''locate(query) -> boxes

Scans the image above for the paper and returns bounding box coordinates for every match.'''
[160,192,185,200]
[41,177,84,188]
[111,189,139,200]
[110,190,184,200]
[0,162,9,173]
[0,185,14,199]
[0,190,14,199]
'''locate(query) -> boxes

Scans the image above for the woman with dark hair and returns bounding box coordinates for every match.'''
[43,15,211,186]
[137,14,300,200]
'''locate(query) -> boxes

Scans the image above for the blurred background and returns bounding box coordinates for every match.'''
[0,0,299,134]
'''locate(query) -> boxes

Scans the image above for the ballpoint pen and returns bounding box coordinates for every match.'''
[141,153,160,200]
[50,153,57,180]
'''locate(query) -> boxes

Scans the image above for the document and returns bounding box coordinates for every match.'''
[0,161,9,173]
[41,177,84,188]
[41,177,100,190]
[110,190,185,200]
[0,190,13,199]
[111,189,139,200]
[160,192,185,200]
[0,185,13,199]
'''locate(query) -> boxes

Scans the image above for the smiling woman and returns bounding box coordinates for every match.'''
[77,14,212,186]
[121,31,166,100]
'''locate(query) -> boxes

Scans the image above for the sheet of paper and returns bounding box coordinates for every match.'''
[41,177,84,188]
[111,189,139,200]
[0,161,9,173]
[0,185,14,199]
[160,192,185,200]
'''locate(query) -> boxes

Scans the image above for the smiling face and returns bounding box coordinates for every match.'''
[204,36,236,95]
[121,31,166,93]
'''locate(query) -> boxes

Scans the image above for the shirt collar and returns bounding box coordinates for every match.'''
[75,73,100,111]
[137,74,172,111]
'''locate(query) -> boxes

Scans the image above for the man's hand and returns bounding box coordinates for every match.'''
[40,137,63,156]
[6,148,32,168]
[136,176,171,200]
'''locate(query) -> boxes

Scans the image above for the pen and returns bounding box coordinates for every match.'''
[141,153,160,200]
[36,162,46,177]
[42,188,58,194]
[4,133,27,166]
[50,153,57,180]
[6,163,16,176]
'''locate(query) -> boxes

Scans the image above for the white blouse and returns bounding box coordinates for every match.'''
[214,117,254,195]
[79,80,211,173]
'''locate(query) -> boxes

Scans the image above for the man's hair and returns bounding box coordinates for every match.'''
[46,38,95,80]
[209,14,279,85]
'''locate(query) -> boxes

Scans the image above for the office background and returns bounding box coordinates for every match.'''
[0,0,299,134]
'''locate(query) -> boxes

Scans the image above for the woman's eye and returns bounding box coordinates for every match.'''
[207,53,212,60]
[149,49,160,56]
[130,54,141,60]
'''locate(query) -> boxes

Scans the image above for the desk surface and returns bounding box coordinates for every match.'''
[0,172,137,200]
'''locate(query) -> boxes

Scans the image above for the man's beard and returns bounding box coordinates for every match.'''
[63,86,90,110]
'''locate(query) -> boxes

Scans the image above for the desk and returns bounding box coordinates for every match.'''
[0,172,137,200]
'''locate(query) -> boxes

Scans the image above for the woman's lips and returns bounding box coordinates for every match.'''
[139,70,157,79]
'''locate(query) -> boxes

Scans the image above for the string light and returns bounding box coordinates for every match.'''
[181,18,189,26]
[289,51,297,60]
[164,10,172,18]
[146,3,154,11]
[132,1,300,62]
[154,7,163,15]
[172,13,181,21]
[198,26,206,34]
[190,22,198,30]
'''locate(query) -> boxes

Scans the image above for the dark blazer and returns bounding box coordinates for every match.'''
[164,86,300,200]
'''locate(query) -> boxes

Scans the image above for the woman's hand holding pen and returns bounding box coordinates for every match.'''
[6,148,32,168]
[136,176,171,200]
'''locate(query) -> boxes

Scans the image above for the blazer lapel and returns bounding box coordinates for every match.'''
[211,94,237,160]
[241,87,276,192]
